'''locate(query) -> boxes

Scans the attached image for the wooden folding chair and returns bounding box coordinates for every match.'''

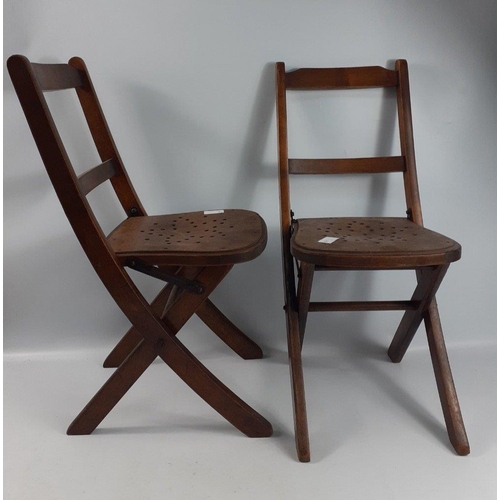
[8,54,273,439]
[276,60,469,461]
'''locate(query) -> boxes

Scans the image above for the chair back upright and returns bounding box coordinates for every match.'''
[275,60,424,246]
[7,55,149,319]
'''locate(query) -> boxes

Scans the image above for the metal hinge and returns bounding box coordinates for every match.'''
[290,210,301,278]
[126,258,205,294]
[290,209,297,235]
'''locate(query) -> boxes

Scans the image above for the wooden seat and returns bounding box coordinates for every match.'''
[108,209,267,266]
[291,217,461,268]
[276,60,469,461]
[8,54,273,439]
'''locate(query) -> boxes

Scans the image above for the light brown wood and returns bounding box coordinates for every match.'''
[288,156,405,175]
[276,60,469,461]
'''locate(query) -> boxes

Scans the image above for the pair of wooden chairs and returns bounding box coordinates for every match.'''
[8,55,468,462]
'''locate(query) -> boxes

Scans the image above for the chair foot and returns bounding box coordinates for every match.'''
[388,265,449,363]
[286,306,311,461]
[72,266,273,438]
[424,301,470,455]
[196,299,263,359]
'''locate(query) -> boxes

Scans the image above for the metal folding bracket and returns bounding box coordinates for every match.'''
[126,258,205,294]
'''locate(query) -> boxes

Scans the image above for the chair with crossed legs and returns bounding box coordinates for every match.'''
[275,60,469,462]
[8,54,273,439]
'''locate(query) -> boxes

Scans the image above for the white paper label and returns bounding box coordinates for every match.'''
[204,210,225,215]
[318,236,339,244]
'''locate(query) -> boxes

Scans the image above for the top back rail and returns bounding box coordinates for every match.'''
[276,60,422,225]
[9,56,146,216]
[285,66,398,90]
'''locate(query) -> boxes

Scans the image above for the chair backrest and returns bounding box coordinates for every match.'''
[7,55,149,314]
[7,55,147,255]
[275,60,424,243]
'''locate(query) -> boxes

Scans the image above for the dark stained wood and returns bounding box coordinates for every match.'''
[8,54,273,440]
[424,301,470,455]
[103,266,202,369]
[288,156,405,175]
[31,62,84,91]
[103,280,175,368]
[107,210,268,267]
[276,62,310,462]
[297,262,314,348]
[388,265,449,362]
[285,66,398,90]
[68,265,271,437]
[68,57,147,218]
[308,300,418,312]
[396,60,423,226]
[291,217,461,268]
[104,289,264,368]
[286,305,310,462]
[196,299,264,360]
[78,159,118,196]
[276,59,468,461]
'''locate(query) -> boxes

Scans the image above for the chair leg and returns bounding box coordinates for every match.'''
[103,266,194,367]
[297,262,314,348]
[388,265,449,363]
[103,282,173,367]
[68,266,273,437]
[104,280,265,367]
[424,299,470,455]
[196,299,263,359]
[68,339,158,434]
[286,305,310,462]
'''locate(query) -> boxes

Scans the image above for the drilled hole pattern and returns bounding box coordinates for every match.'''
[108,210,265,256]
[293,217,456,254]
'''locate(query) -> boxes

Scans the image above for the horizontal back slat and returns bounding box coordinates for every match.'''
[32,63,84,91]
[286,66,397,90]
[78,159,118,195]
[288,156,405,175]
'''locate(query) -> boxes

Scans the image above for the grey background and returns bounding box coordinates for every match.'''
[4,1,496,498]
[4,0,496,355]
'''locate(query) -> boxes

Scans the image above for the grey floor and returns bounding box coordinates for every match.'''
[4,324,496,499]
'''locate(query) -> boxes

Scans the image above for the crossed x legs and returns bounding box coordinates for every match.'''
[286,263,469,461]
[67,265,273,438]
[104,266,263,367]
